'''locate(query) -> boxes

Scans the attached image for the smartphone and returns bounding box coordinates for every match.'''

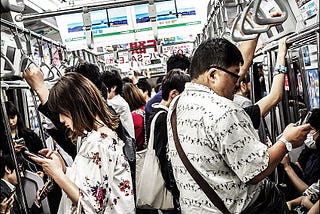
[23,150,47,159]
[295,111,312,126]
[39,179,52,199]
[301,111,312,125]
[9,189,16,198]
[15,138,26,146]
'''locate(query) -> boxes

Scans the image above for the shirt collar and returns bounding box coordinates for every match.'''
[1,178,15,191]
[185,82,215,94]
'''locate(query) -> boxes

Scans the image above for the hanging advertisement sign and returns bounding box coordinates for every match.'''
[56,0,206,50]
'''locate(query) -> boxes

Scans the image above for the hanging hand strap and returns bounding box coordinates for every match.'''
[170,97,230,214]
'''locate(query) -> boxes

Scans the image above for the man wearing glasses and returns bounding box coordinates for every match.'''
[166,38,312,213]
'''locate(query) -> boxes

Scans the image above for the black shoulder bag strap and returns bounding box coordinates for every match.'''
[170,97,230,214]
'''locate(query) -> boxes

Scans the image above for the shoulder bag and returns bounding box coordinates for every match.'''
[136,110,174,210]
[170,97,230,214]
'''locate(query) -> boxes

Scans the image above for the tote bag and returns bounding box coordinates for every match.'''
[136,110,174,210]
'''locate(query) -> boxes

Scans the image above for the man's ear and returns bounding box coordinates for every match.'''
[240,81,247,92]
[111,85,117,92]
[169,89,179,99]
[4,166,12,174]
[209,70,215,80]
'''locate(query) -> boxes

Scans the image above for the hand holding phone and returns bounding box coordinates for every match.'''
[38,179,53,200]
[15,138,26,146]
[9,189,16,198]
[23,150,47,159]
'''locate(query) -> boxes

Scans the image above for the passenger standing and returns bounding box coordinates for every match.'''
[145,54,190,123]
[101,70,135,139]
[167,38,311,213]
[122,83,146,151]
[29,72,135,213]
[147,69,190,214]
[136,78,152,103]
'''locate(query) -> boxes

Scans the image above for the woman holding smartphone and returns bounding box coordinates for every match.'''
[29,72,135,213]
[4,101,44,156]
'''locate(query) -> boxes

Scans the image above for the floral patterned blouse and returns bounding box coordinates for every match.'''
[57,130,135,214]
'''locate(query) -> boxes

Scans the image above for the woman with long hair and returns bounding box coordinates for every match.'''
[29,72,135,213]
[122,83,146,151]
[5,101,44,155]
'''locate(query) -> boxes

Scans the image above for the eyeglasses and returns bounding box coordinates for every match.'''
[208,65,240,80]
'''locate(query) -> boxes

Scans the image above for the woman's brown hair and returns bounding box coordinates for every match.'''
[122,83,146,111]
[48,72,119,141]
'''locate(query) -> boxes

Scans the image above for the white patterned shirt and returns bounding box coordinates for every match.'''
[167,83,269,213]
[58,130,135,214]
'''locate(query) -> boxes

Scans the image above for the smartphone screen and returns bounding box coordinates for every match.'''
[9,189,16,197]
[15,138,26,146]
[23,150,46,159]
[301,111,312,125]
[39,179,52,198]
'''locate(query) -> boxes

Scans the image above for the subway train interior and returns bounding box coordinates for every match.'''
[0,0,319,213]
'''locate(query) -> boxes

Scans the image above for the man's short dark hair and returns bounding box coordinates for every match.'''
[189,38,243,80]
[0,155,15,178]
[65,63,102,91]
[166,54,190,72]
[162,69,191,101]
[101,70,123,95]
[136,78,152,98]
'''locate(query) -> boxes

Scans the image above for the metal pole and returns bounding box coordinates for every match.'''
[15,0,171,22]
[0,93,29,214]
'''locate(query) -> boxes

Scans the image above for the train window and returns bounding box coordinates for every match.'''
[305,69,319,109]
[4,45,16,70]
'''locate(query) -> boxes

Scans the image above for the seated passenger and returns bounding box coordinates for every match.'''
[0,154,46,214]
[286,180,319,214]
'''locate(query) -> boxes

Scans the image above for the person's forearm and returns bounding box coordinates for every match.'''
[307,200,319,214]
[33,85,49,105]
[284,165,308,193]
[249,141,287,184]
[238,37,259,77]
[53,171,80,205]
[256,72,284,117]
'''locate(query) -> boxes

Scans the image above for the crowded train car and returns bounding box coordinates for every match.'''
[1,0,319,213]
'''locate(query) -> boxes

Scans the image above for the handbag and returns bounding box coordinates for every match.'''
[136,110,174,210]
[241,179,290,214]
[170,97,289,214]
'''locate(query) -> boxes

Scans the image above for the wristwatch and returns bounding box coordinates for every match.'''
[279,137,292,152]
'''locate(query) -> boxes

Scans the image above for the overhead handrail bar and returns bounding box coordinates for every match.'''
[15,0,171,22]
[0,18,65,48]
[253,0,289,25]
[0,80,30,89]
[240,0,270,35]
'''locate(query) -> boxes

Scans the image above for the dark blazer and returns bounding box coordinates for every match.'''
[0,179,43,214]
[0,179,23,214]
